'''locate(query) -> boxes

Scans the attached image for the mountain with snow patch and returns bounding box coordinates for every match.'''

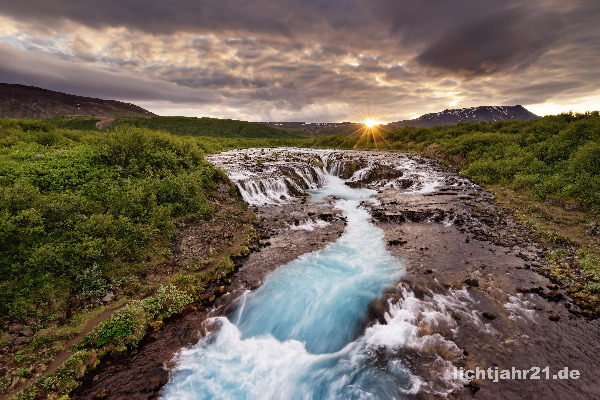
[385,105,539,129]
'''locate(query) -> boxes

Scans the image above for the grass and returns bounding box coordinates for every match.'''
[112,116,309,139]
[0,117,265,398]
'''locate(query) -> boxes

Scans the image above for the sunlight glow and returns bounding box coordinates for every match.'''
[526,94,600,116]
[363,118,382,128]
[344,97,390,150]
[348,115,389,150]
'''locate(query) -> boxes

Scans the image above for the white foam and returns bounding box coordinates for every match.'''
[289,219,331,231]
[504,294,537,321]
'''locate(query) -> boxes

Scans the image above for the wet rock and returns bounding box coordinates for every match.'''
[365,298,389,325]
[464,278,479,287]
[345,164,404,187]
[319,213,335,221]
[138,363,169,393]
[482,312,497,320]
[465,381,481,395]
[290,212,304,221]
[396,179,414,189]
[387,239,407,246]
[337,160,369,179]
[529,286,545,294]
[247,280,261,290]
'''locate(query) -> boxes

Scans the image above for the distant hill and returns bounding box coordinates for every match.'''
[385,105,539,129]
[112,116,308,139]
[259,122,363,136]
[0,82,155,118]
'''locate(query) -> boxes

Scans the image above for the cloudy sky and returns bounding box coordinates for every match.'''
[1,0,599,122]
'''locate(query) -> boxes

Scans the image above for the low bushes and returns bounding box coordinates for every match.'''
[0,120,223,322]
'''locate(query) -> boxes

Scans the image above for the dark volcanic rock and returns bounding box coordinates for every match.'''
[345,164,403,187]
[464,278,480,287]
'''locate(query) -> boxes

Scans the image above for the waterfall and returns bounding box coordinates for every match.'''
[207,148,458,207]
[161,155,469,399]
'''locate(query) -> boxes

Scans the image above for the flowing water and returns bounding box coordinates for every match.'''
[161,174,427,399]
[162,149,470,399]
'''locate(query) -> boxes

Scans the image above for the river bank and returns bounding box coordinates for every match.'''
[74,148,600,399]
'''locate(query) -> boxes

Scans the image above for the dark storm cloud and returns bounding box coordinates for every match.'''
[162,68,270,89]
[0,0,599,120]
[0,0,332,36]
[362,0,563,76]
[0,43,217,103]
[501,82,585,105]
[502,82,583,99]
[0,0,567,76]
[414,6,562,75]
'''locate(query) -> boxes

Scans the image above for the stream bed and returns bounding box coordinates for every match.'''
[73,148,600,400]
[161,174,433,399]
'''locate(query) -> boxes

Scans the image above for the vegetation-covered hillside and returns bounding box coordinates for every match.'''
[312,112,600,214]
[0,120,224,320]
[45,115,310,152]
[112,116,309,139]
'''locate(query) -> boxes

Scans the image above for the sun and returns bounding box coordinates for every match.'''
[363,118,382,128]
[346,115,389,150]
[343,97,390,149]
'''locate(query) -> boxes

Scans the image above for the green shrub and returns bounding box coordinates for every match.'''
[82,284,193,349]
[0,120,228,322]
